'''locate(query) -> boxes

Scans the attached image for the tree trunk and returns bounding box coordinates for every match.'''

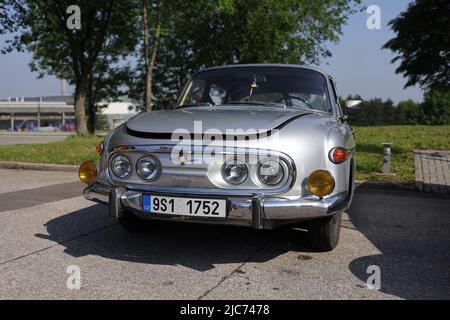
[143,0,161,112]
[143,1,152,112]
[86,76,96,134]
[74,81,89,136]
[145,64,153,112]
[146,32,159,112]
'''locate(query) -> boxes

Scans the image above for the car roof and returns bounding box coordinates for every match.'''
[193,64,331,78]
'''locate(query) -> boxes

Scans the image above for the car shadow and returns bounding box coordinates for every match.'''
[35,204,316,272]
[347,187,450,300]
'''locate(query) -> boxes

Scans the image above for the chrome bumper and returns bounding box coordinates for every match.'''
[83,183,349,229]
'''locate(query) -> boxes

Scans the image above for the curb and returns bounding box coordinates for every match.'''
[0,161,78,172]
[355,180,415,191]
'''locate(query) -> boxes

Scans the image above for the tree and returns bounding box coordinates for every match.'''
[1,1,139,135]
[222,0,362,64]
[85,62,134,133]
[142,0,162,112]
[128,0,362,109]
[383,0,450,90]
[421,88,450,125]
[347,96,395,126]
[395,100,422,125]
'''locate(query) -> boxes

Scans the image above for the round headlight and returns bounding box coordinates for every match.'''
[136,157,159,180]
[307,170,335,197]
[258,159,285,186]
[110,155,132,179]
[78,161,97,185]
[222,160,248,185]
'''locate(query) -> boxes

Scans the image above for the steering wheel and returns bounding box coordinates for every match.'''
[275,95,314,109]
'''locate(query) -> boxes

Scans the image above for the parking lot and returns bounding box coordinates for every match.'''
[0,168,449,300]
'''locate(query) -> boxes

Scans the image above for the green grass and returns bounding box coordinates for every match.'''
[0,126,449,184]
[354,125,450,183]
[0,135,102,165]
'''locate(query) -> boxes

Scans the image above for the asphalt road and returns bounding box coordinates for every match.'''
[0,169,449,300]
[0,134,68,145]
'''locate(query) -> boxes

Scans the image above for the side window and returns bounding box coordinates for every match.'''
[329,78,344,117]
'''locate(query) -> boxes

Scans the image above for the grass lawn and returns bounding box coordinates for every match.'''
[0,135,102,165]
[354,125,450,183]
[0,125,448,183]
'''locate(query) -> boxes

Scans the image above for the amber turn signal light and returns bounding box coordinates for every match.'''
[307,170,335,197]
[78,161,98,185]
[329,147,348,164]
[96,141,104,154]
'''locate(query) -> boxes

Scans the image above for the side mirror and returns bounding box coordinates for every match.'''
[344,99,363,109]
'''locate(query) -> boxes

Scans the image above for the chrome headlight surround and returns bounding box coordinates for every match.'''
[221,159,249,185]
[109,154,132,179]
[136,156,161,181]
[257,158,286,186]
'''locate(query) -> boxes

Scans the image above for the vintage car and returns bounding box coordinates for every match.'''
[79,64,360,251]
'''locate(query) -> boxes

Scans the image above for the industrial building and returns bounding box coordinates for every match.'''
[0,96,75,131]
[0,95,138,131]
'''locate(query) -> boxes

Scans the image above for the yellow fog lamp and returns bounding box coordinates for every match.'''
[78,161,98,185]
[307,170,335,197]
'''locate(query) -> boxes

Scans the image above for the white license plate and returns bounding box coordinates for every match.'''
[142,194,227,218]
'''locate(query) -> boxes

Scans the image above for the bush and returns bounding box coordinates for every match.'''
[348,97,395,126]
[421,88,450,125]
[346,90,450,126]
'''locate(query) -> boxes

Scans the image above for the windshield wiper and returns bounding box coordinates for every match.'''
[177,102,214,109]
[225,100,285,107]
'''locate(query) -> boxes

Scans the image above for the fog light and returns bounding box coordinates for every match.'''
[78,161,97,185]
[307,170,335,197]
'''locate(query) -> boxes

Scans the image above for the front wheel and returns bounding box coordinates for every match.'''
[118,210,157,233]
[307,213,341,251]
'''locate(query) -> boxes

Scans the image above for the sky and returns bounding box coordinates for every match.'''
[318,0,423,103]
[0,0,423,104]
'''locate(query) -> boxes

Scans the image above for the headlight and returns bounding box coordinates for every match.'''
[307,170,335,197]
[222,160,248,185]
[110,155,132,179]
[258,159,285,186]
[78,161,97,185]
[136,156,159,180]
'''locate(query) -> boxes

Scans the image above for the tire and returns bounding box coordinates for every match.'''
[118,210,157,233]
[307,213,342,252]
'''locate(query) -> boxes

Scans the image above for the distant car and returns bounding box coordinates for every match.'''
[79,64,361,251]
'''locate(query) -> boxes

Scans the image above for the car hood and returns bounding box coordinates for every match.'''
[126,106,311,134]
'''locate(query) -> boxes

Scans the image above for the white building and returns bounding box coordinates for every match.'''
[100,100,138,129]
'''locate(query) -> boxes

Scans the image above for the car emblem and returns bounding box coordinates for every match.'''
[178,155,188,165]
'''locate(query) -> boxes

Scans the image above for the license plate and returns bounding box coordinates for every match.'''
[142,194,227,218]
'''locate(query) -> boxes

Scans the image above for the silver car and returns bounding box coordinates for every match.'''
[79,64,360,251]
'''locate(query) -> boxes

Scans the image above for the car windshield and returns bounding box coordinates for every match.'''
[178,66,333,113]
